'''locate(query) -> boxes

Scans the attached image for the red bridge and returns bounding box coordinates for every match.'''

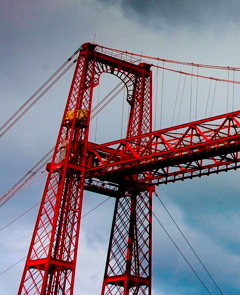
[1,42,239,295]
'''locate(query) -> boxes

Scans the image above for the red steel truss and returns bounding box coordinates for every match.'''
[18,43,153,295]
[18,42,240,295]
[85,110,240,190]
[18,42,97,295]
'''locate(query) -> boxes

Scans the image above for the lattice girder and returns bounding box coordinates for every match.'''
[101,190,152,295]
[84,110,240,186]
[18,43,153,295]
[101,52,152,295]
[18,43,97,295]
[17,42,240,295]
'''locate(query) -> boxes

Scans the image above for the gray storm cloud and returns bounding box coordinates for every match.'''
[98,0,240,29]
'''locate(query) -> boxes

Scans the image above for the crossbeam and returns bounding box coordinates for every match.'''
[85,109,240,189]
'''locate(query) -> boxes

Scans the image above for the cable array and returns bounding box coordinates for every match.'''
[0,83,124,207]
[154,192,223,294]
[0,196,111,276]
[100,44,240,72]
[0,148,53,207]
[0,49,80,139]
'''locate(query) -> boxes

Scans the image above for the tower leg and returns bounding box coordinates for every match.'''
[101,189,152,295]
[18,43,153,295]
[18,43,97,295]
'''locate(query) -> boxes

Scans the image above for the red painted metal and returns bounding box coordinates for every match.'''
[18,43,153,295]
[19,42,240,295]
[85,110,240,189]
[18,42,97,295]
[101,61,152,295]
[101,190,152,295]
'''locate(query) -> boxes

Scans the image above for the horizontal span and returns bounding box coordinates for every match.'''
[85,110,240,186]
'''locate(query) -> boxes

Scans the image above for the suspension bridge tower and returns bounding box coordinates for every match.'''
[17,42,240,295]
[18,43,153,295]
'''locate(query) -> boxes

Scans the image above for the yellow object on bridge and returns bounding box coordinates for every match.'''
[65,109,88,122]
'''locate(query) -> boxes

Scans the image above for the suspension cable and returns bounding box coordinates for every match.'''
[121,86,125,138]
[100,45,240,72]
[155,192,223,295]
[0,148,53,207]
[160,62,164,129]
[153,61,159,130]
[0,202,40,232]
[177,74,186,125]
[0,51,79,139]
[0,196,111,276]
[153,210,212,295]
[171,73,181,126]
[210,80,218,117]
[0,256,27,276]
[0,48,80,133]
[232,69,235,111]
[138,192,213,294]
[205,78,212,118]
[195,66,199,120]
[227,69,230,112]
[0,83,125,207]
[0,172,47,207]
[190,65,193,122]
[152,64,240,85]
[91,83,125,118]
[94,78,101,142]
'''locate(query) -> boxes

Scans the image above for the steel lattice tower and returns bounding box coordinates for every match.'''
[18,43,153,295]
[18,42,240,295]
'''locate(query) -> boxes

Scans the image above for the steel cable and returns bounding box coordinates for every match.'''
[155,192,224,295]
[0,47,81,136]
[0,61,77,139]
[152,210,212,295]
[0,148,54,207]
[100,45,240,72]
[0,196,111,276]
[0,83,125,207]
[137,192,213,295]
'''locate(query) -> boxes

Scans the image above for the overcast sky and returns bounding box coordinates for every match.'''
[1,1,240,294]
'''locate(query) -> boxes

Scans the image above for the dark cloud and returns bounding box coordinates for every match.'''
[98,0,240,30]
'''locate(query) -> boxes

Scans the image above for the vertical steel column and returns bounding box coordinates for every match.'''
[18,43,97,295]
[18,44,153,295]
[102,64,153,295]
